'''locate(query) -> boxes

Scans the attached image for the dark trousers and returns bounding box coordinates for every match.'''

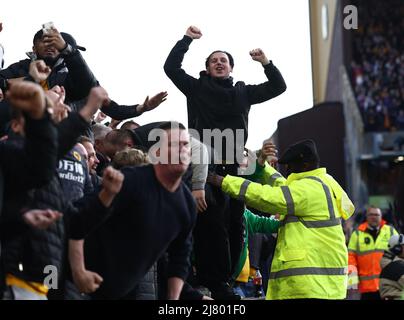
[193,164,245,291]
[360,291,381,300]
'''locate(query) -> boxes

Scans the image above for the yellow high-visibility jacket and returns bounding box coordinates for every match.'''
[222,165,355,299]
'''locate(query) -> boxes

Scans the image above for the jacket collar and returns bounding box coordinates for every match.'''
[199,71,234,87]
[286,167,327,184]
[358,219,387,232]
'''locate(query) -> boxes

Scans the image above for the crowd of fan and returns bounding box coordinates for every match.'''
[350,0,404,132]
[0,18,402,302]
[0,21,290,300]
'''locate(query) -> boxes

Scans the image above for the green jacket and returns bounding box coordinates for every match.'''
[233,208,280,280]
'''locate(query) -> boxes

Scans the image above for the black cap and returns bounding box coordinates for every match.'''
[33,30,86,51]
[278,139,320,164]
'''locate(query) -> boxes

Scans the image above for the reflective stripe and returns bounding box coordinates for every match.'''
[356,249,385,256]
[355,230,359,253]
[389,225,394,237]
[280,186,295,216]
[238,180,251,202]
[359,275,379,281]
[304,176,336,219]
[268,172,283,185]
[269,267,346,279]
[348,249,357,254]
[280,215,341,228]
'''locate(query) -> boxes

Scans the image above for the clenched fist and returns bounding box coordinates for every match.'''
[102,166,124,196]
[80,86,110,122]
[73,269,103,294]
[249,48,269,65]
[258,139,278,167]
[6,81,47,119]
[29,60,51,83]
[185,26,202,40]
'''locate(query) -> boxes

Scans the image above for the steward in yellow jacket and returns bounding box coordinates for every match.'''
[348,206,398,299]
[209,139,355,299]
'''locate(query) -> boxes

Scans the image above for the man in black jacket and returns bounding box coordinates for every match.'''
[164,25,287,299]
[0,28,96,103]
[0,80,59,294]
[70,122,197,300]
[0,26,167,136]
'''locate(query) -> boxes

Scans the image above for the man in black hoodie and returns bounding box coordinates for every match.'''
[164,25,287,299]
[0,27,96,104]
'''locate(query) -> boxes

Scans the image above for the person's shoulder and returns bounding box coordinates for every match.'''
[0,59,30,75]
[235,80,246,87]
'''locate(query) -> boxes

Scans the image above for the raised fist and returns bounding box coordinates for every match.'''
[249,48,269,65]
[102,166,124,196]
[185,26,202,40]
[29,60,51,83]
[6,81,47,119]
[80,87,110,121]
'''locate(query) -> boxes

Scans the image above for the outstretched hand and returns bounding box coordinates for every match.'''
[138,91,168,113]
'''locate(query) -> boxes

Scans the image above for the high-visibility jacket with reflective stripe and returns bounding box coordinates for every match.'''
[222,167,355,300]
[248,161,286,187]
[348,221,398,293]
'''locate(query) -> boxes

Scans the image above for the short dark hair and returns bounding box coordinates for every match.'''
[33,30,44,45]
[121,120,140,130]
[157,121,186,131]
[205,50,234,69]
[33,30,86,51]
[105,129,134,146]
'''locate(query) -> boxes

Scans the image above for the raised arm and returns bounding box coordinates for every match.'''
[163,26,200,96]
[2,81,57,190]
[101,91,168,120]
[246,48,287,105]
[43,27,98,102]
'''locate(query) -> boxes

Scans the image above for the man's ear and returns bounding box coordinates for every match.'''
[32,45,37,55]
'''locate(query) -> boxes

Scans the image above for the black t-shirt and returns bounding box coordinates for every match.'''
[85,165,196,299]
